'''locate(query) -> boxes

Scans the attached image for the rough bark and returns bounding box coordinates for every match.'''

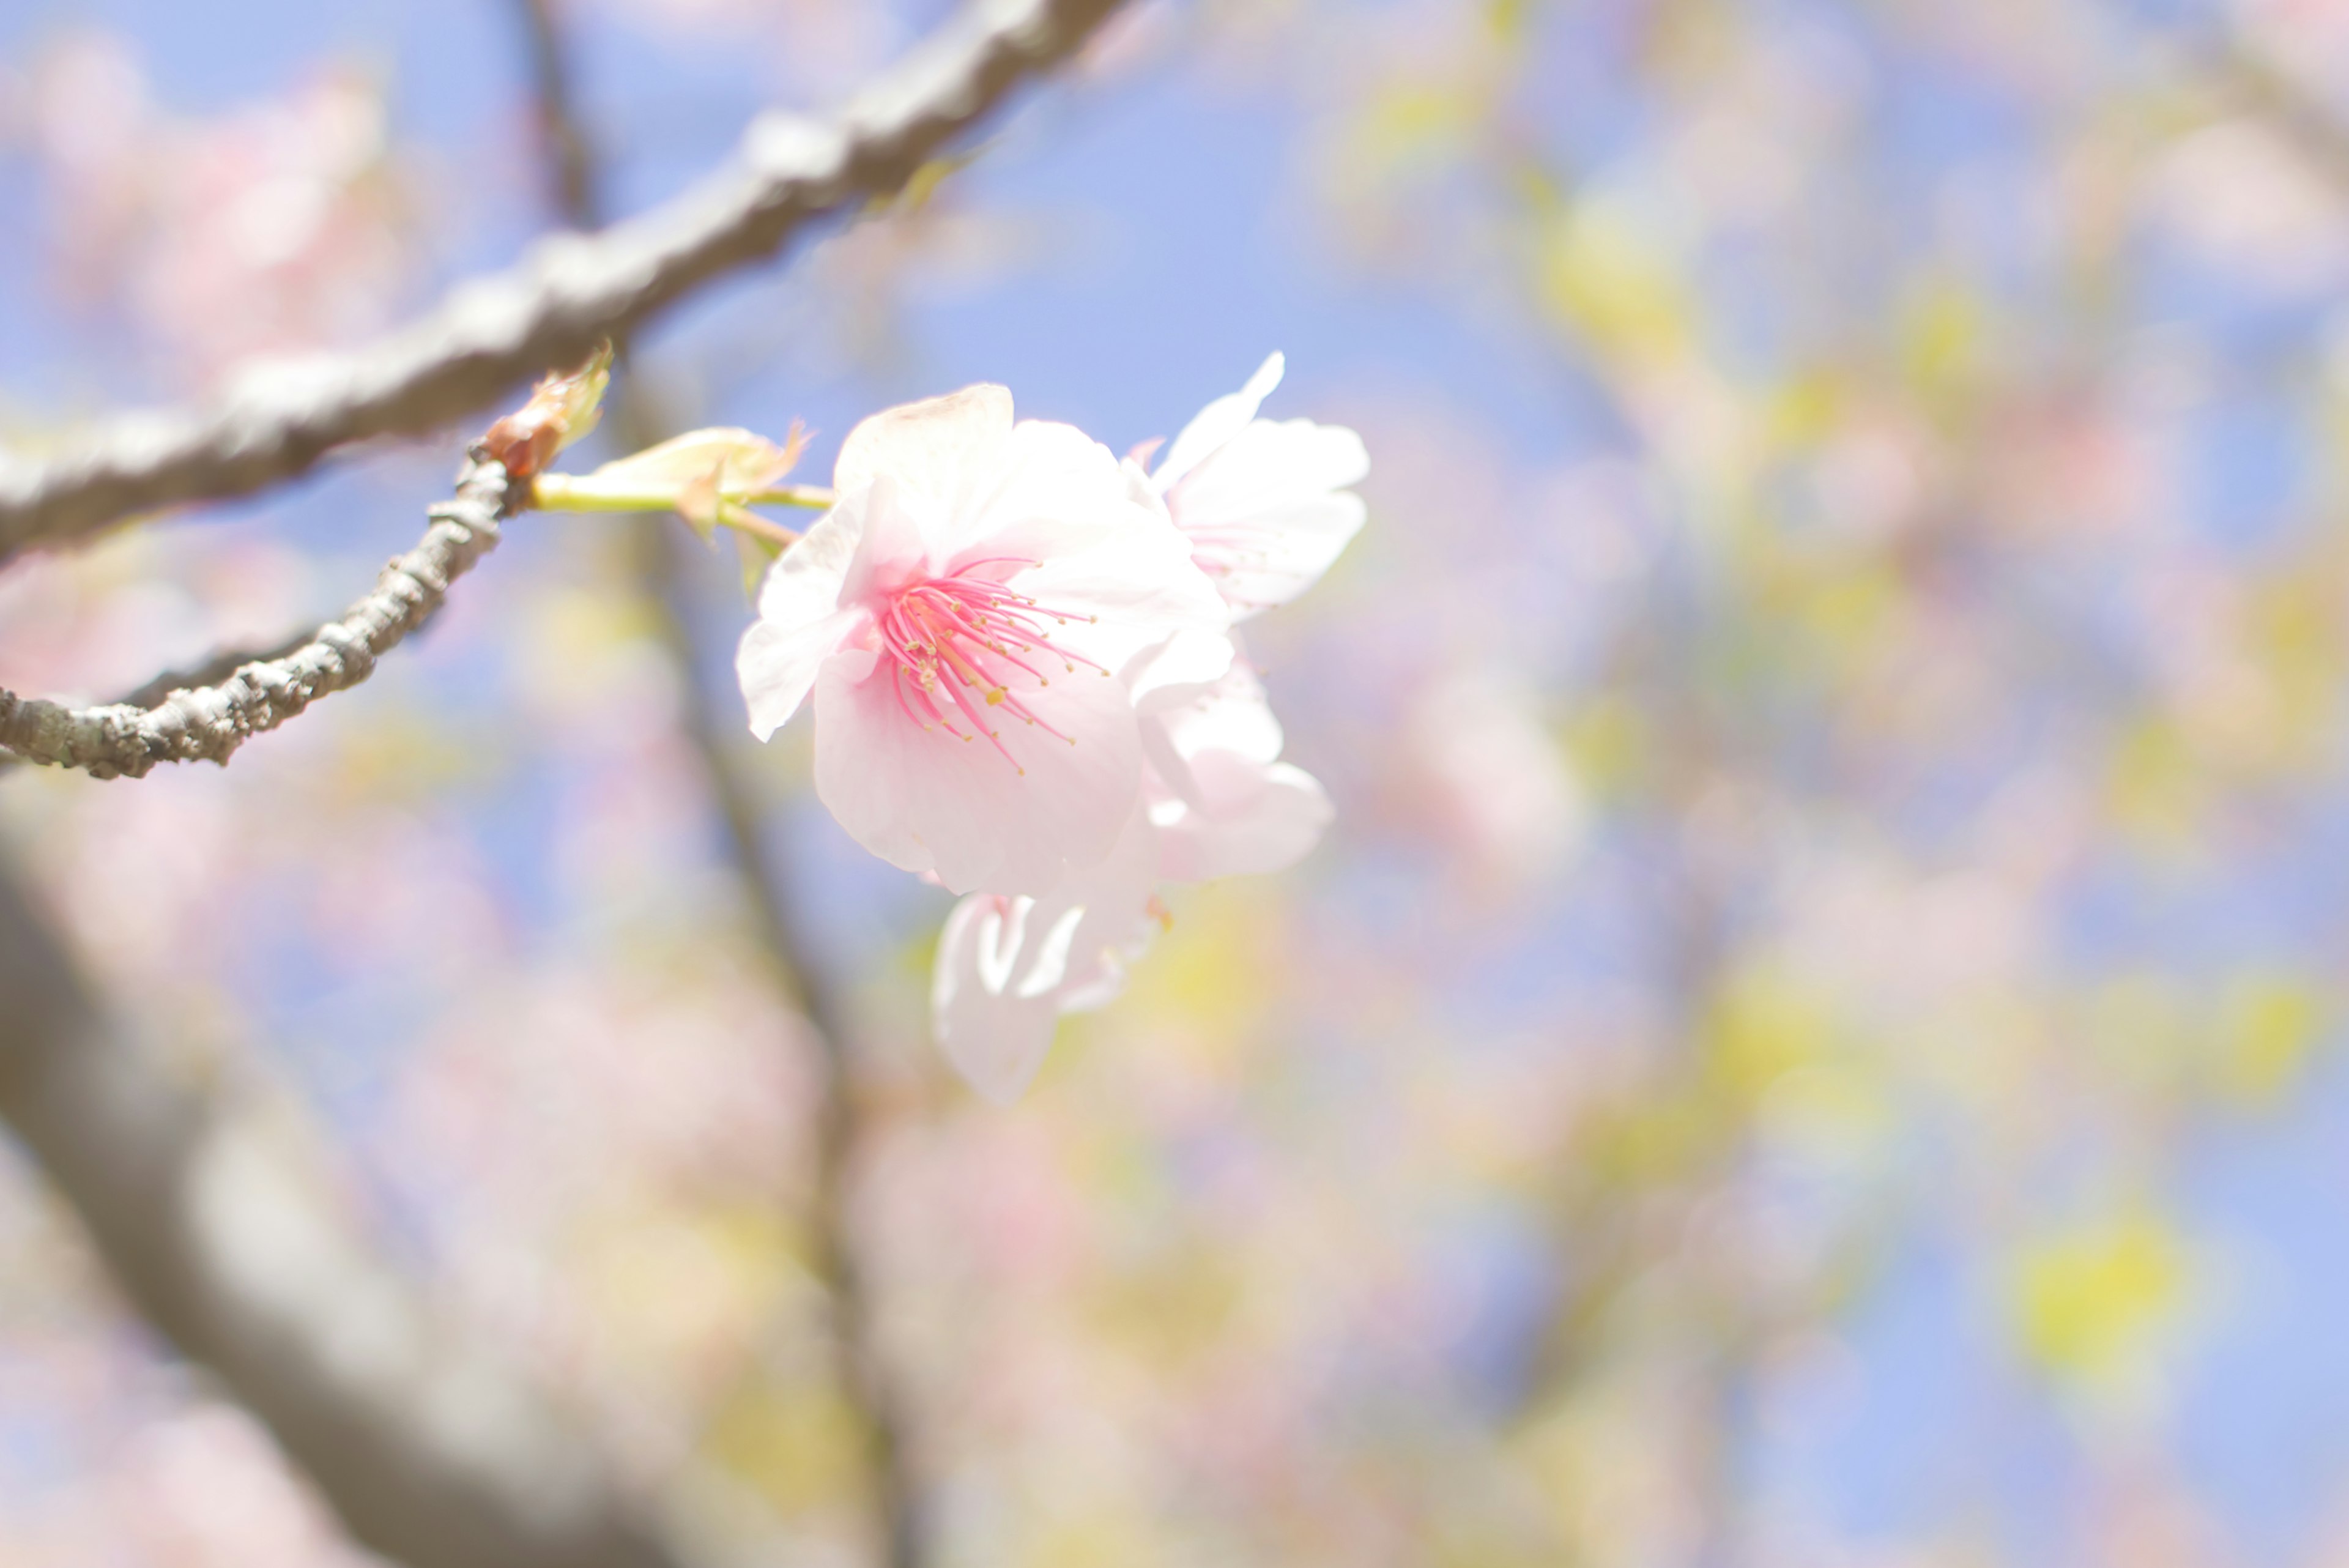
[0,458,520,778]
[0,0,1130,563]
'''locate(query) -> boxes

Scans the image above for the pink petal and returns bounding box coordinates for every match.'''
[812,639,1142,895]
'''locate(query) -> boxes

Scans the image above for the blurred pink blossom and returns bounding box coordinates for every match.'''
[26,34,413,384]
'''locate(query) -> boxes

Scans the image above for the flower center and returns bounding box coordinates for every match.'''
[875,565,1104,774]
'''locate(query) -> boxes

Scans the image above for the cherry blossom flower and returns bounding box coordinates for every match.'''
[1145,352,1371,619]
[930,635,1332,1099]
[736,385,1226,894]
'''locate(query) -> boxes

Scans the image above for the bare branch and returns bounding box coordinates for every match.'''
[0,457,521,778]
[0,623,327,782]
[0,0,1129,563]
[507,1,930,1553]
[634,520,931,1568]
[105,626,327,713]
[0,843,703,1568]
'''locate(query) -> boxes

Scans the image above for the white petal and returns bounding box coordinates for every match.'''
[737,497,869,739]
[1167,419,1369,619]
[931,896,1067,1102]
[928,806,1163,1099]
[754,485,864,623]
[935,418,1133,569]
[1146,657,1284,769]
[1012,523,1230,677]
[1122,628,1239,704]
[833,384,1014,533]
[835,475,938,606]
[739,608,865,740]
[1152,352,1285,494]
[1155,760,1333,882]
[812,641,1142,896]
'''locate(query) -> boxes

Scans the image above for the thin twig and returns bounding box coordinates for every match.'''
[511,2,928,1562]
[0,456,522,778]
[0,0,1128,564]
[0,840,705,1568]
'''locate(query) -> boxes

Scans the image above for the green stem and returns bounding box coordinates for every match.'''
[529,475,837,513]
[748,485,838,510]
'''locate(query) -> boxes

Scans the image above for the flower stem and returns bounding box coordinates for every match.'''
[530,475,836,513]
[748,485,837,510]
[527,477,815,547]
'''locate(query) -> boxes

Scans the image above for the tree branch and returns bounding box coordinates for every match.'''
[0,841,703,1568]
[510,3,930,1559]
[0,456,522,778]
[0,0,1128,564]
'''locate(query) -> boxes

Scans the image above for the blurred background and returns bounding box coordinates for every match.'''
[2,0,2347,1562]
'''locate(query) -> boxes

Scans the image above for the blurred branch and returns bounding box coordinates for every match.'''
[510,2,928,1562]
[0,455,521,778]
[2212,33,2349,190]
[0,841,704,1568]
[0,0,1129,565]
[636,520,930,1568]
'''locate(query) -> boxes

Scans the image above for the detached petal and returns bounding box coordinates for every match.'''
[834,384,1014,535]
[812,643,1142,895]
[1152,352,1285,494]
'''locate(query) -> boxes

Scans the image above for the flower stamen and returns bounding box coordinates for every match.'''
[877,565,1104,773]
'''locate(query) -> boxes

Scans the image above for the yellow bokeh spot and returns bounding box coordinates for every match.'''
[700,1381,866,1515]
[2011,1214,2186,1385]
[1765,367,1849,453]
[1706,963,1838,1098]
[2106,716,2202,847]
[1561,695,1648,799]
[1899,279,1987,415]
[1116,882,1277,1047]
[2215,976,2325,1105]
[1538,204,1692,367]
[1359,83,1477,170]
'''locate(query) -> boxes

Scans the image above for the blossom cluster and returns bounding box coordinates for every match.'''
[732,356,1365,1098]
